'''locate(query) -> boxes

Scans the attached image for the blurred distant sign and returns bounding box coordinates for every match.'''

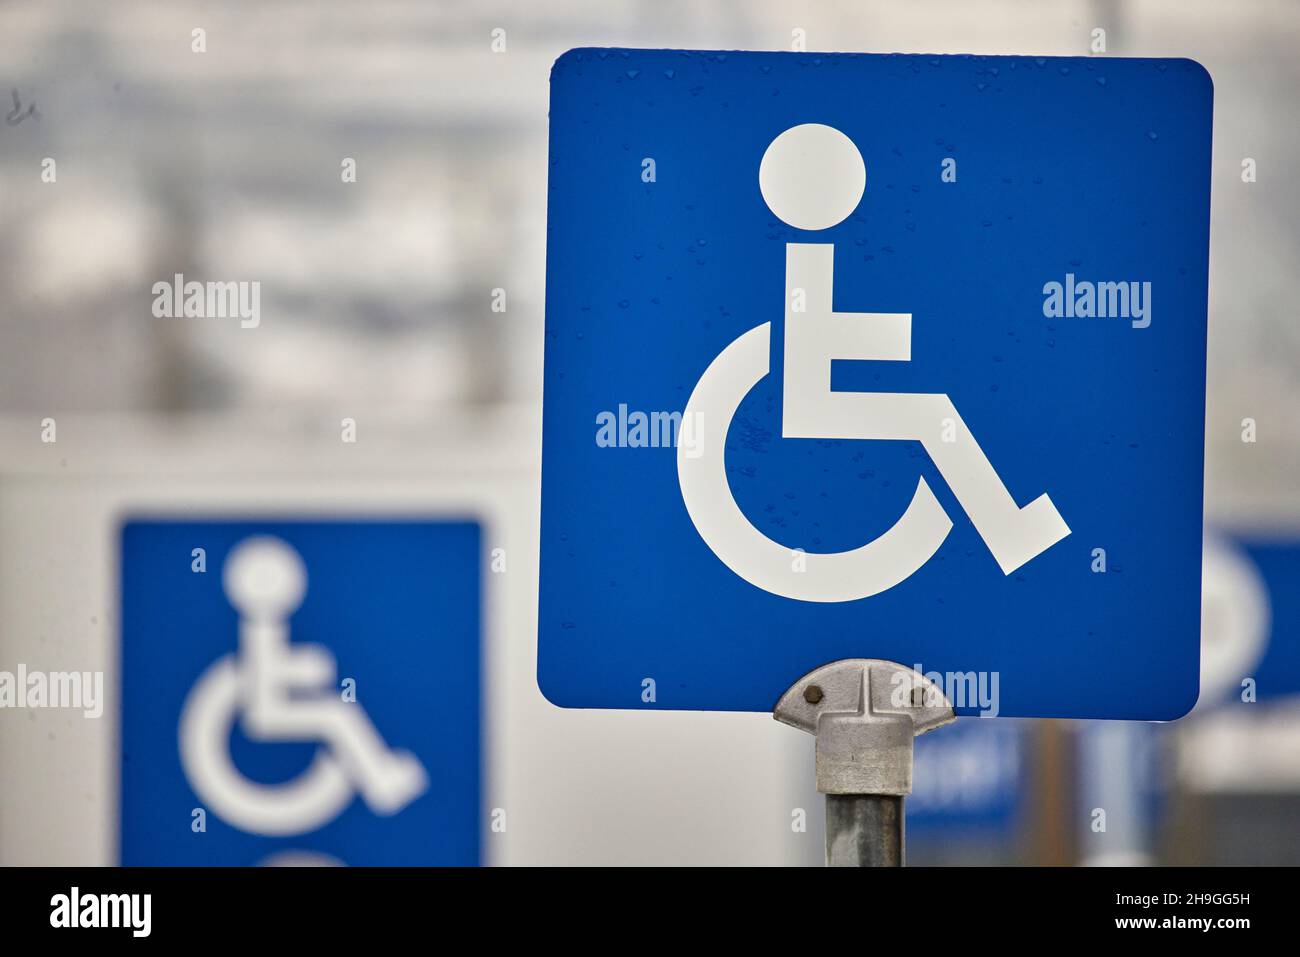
[1238,540,1300,699]
[909,719,1024,837]
[1202,533,1300,706]
[121,520,482,865]
[1181,533,1300,794]
[539,49,1213,718]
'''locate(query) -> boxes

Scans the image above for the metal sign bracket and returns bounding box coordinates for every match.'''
[774,658,956,866]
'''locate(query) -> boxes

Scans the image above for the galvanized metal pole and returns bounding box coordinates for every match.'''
[825,794,904,866]
[774,659,954,868]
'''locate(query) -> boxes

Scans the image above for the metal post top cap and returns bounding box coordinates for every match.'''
[772,658,956,737]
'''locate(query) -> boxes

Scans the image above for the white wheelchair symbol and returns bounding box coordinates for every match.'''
[678,123,1071,602]
[179,536,428,836]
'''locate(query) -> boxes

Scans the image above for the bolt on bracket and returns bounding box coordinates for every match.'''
[773,658,956,795]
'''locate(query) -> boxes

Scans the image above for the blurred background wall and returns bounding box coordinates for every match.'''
[0,0,1297,865]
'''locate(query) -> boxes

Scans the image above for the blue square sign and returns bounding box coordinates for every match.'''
[539,50,1212,719]
[121,519,482,865]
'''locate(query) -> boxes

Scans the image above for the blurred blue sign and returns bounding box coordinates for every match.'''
[1243,541,1300,698]
[121,520,482,865]
[909,719,1024,837]
[539,49,1212,719]
[1203,533,1300,706]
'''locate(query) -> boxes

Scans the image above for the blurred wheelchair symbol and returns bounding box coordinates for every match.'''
[179,536,427,836]
[678,124,1070,602]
